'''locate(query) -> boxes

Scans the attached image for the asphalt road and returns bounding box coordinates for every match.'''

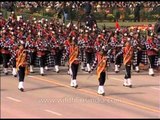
[1,66,160,118]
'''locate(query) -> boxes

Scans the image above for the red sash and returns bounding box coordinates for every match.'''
[16,49,29,75]
[96,55,107,79]
[69,46,79,65]
[123,46,133,65]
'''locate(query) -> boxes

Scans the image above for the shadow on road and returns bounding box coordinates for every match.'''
[0,89,7,92]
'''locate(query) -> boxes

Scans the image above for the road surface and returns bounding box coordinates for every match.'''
[1,66,160,118]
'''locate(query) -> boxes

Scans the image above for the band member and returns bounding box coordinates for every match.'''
[16,42,29,92]
[132,32,146,72]
[0,42,2,65]
[68,38,80,88]
[110,32,123,73]
[8,40,18,77]
[77,33,86,71]
[154,17,160,68]
[43,36,50,71]
[51,35,64,73]
[91,49,108,95]
[36,36,47,76]
[50,34,59,72]
[84,32,94,73]
[145,33,159,76]
[27,37,36,73]
[1,37,11,75]
[123,41,134,87]
[116,39,134,87]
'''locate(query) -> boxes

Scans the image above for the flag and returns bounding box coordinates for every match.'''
[115,21,120,30]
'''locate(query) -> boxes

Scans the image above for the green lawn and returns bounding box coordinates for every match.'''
[1,9,157,29]
[97,21,156,28]
[69,20,156,29]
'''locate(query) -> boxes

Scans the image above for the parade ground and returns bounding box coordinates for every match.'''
[1,66,160,118]
[1,1,160,119]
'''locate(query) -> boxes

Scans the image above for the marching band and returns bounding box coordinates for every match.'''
[0,12,160,94]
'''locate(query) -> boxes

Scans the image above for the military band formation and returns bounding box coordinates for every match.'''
[0,12,160,95]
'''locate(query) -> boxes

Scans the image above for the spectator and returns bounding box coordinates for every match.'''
[96,2,101,12]
[63,3,69,23]
[134,3,141,22]
[83,1,92,16]
[154,17,160,35]
[113,5,120,22]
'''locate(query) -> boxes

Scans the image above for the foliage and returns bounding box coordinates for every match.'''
[92,11,105,21]
[113,8,120,21]
[129,14,135,20]
[106,14,115,22]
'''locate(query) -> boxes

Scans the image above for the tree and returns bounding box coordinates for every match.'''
[113,7,120,22]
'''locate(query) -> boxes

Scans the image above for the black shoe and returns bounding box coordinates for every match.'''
[56,70,60,73]
[5,73,8,75]
[151,74,154,76]
[128,85,132,88]
[41,74,44,76]
[74,85,78,88]
[14,75,17,77]
[123,84,127,87]
[137,71,140,73]
[101,93,105,96]
[115,71,119,73]
[19,88,24,92]
[98,92,105,96]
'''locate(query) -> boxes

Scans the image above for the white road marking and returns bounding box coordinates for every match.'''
[151,87,160,90]
[6,97,21,102]
[110,77,122,81]
[44,109,62,116]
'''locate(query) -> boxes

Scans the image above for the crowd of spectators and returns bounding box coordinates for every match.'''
[1,1,160,22]
[1,1,159,10]
[1,1,159,12]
